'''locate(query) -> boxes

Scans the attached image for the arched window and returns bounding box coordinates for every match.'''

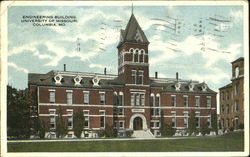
[139,49,145,63]
[134,49,139,62]
[113,92,118,105]
[118,92,124,106]
[235,66,239,78]
[150,93,155,106]
[156,94,160,106]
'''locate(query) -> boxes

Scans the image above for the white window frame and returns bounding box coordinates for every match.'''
[83,110,89,129]
[132,70,137,84]
[156,94,160,106]
[171,111,176,128]
[138,70,144,85]
[171,95,176,107]
[99,92,105,105]
[49,109,56,130]
[195,96,200,107]
[195,112,200,128]
[99,110,105,128]
[67,110,73,129]
[83,91,89,104]
[141,94,145,106]
[131,93,135,106]
[183,112,189,128]
[135,94,140,106]
[183,95,188,107]
[207,96,211,108]
[150,93,155,106]
[66,91,73,105]
[49,90,55,103]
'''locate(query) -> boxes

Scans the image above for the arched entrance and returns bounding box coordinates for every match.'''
[129,114,148,130]
[133,117,143,130]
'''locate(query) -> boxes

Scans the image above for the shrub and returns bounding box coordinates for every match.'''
[97,130,105,138]
[200,122,210,136]
[73,111,84,138]
[239,123,244,129]
[38,119,46,139]
[125,130,133,137]
[229,127,234,132]
[188,110,197,135]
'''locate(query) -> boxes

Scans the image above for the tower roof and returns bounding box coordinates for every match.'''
[117,14,149,47]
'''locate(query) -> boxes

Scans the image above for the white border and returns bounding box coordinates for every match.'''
[0,1,249,157]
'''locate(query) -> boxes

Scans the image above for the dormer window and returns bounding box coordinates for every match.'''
[54,74,63,85]
[74,75,82,86]
[134,29,143,42]
[189,83,194,91]
[92,75,100,87]
[202,83,207,91]
[175,82,181,91]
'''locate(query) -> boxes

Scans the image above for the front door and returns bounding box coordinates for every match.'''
[133,117,143,130]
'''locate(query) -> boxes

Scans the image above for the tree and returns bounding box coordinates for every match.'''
[38,118,47,139]
[200,121,210,136]
[211,112,218,135]
[55,106,68,138]
[104,124,117,138]
[160,111,167,136]
[7,85,30,139]
[188,110,197,135]
[73,110,84,138]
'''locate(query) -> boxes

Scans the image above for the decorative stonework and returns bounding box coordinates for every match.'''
[189,83,195,91]
[54,74,63,85]
[175,82,181,91]
[92,75,100,87]
[202,83,208,91]
[74,75,82,86]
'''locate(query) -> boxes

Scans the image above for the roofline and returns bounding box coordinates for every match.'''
[117,41,150,48]
[231,57,244,64]
[219,83,232,90]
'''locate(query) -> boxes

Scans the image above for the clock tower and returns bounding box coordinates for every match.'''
[117,14,150,85]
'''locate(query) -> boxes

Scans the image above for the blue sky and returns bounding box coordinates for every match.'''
[8,5,244,92]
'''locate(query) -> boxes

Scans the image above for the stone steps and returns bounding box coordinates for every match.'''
[132,130,155,138]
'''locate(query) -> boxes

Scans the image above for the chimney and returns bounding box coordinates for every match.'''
[176,72,179,80]
[64,64,66,71]
[155,72,158,79]
[104,67,106,75]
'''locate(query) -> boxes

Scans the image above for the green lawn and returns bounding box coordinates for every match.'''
[8,131,244,152]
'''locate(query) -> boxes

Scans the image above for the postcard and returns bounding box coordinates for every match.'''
[1,1,249,157]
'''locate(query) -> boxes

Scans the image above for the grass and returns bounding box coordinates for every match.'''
[7,131,244,152]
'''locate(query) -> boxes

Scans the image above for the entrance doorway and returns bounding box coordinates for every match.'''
[133,117,143,130]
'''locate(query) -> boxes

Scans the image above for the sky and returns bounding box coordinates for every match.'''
[7,5,244,93]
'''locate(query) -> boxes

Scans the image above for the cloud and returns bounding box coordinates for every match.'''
[230,9,243,23]
[8,62,29,74]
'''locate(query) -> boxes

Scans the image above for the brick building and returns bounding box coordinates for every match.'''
[219,57,244,130]
[28,13,217,138]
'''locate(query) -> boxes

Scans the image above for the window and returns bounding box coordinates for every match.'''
[184,112,188,128]
[99,111,105,128]
[195,112,200,128]
[150,108,154,116]
[99,92,105,105]
[135,94,140,106]
[155,95,160,106]
[132,70,136,84]
[49,110,56,129]
[171,95,176,107]
[221,105,224,114]
[207,116,211,128]
[131,94,135,106]
[67,92,73,105]
[207,96,211,108]
[195,96,200,107]
[134,49,139,62]
[231,104,234,113]
[183,96,188,107]
[138,71,143,84]
[227,104,230,113]
[154,109,160,116]
[235,83,240,96]
[119,121,124,129]
[171,112,176,127]
[67,110,73,129]
[221,91,224,100]
[141,94,145,106]
[49,91,55,103]
[151,121,160,128]
[118,108,124,115]
[226,91,229,100]
[118,92,123,106]
[83,110,89,128]
[235,66,239,78]
[83,92,89,104]
[235,100,239,112]
[150,94,155,106]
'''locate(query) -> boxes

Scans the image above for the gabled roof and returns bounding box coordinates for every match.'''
[118,14,149,47]
[219,83,232,90]
[231,57,244,64]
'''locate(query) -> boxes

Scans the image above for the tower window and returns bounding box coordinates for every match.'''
[138,70,143,84]
[131,70,136,84]
[134,50,139,62]
[235,66,239,78]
